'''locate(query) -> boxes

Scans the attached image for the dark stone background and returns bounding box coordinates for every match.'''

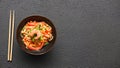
[0,0,120,68]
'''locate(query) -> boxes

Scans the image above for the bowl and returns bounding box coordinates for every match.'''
[16,15,56,55]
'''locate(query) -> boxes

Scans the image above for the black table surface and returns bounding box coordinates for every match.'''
[0,0,120,68]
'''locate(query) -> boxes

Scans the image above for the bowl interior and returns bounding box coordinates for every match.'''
[16,16,56,55]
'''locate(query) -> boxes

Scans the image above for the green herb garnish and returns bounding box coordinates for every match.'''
[45,42,49,45]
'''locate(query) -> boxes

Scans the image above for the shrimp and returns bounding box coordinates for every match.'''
[29,30,41,39]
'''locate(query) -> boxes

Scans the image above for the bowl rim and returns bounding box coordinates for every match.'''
[16,15,57,55]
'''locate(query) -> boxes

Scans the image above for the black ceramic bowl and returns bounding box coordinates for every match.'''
[16,16,56,55]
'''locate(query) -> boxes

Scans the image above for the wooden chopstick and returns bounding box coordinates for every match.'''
[7,10,15,62]
[9,10,15,61]
[7,10,12,61]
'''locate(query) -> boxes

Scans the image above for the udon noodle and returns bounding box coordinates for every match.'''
[21,21,53,51]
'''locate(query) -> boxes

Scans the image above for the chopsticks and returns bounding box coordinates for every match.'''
[7,10,15,62]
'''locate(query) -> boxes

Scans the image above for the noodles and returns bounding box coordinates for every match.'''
[21,21,53,51]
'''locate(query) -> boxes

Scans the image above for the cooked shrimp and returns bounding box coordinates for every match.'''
[29,30,41,39]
